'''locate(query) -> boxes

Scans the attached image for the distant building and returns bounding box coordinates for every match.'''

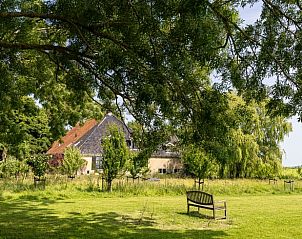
[148,140,181,174]
[47,113,181,175]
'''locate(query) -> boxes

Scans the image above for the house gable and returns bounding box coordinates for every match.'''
[47,114,132,156]
[76,114,131,155]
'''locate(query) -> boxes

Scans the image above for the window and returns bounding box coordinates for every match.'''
[92,156,102,170]
[126,140,132,148]
[174,168,180,173]
[95,156,102,170]
[158,168,166,174]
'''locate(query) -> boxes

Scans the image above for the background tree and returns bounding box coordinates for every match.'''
[0,155,29,180]
[60,146,86,178]
[102,124,129,192]
[222,94,292,178]
[182,145,217,189]
[0,96,52,158]
[177,91,291,179]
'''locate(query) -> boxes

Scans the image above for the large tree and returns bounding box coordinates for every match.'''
[0,0,299,161]
[180,93,292,178]
[0,96,52,158]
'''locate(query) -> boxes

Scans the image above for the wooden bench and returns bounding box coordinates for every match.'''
[186,191,227,219]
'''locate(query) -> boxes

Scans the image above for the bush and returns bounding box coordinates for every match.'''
[0,155,29,179]
[27,154,50,179]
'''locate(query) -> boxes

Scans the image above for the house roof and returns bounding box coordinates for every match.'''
[47,114,131,155]
[47,119,98,155]
[76,114,131,155]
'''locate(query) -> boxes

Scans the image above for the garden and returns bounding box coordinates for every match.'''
[1,172,302,239]
[2,1,302,238]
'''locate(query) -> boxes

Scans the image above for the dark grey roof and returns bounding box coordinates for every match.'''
[74,114,131,155]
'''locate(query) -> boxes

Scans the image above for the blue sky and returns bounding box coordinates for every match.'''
[239,3,302,167]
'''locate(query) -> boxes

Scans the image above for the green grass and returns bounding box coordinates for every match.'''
[1,176,302,238]
[1,193,302,238]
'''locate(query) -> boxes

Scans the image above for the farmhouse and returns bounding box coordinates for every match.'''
[47,113,181,175]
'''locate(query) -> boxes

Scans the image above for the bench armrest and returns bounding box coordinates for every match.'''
[215,200,226,203]
[214,200,227,208]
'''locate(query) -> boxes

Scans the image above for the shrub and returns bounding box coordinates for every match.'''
[60,146,86,178]
[0,155,29,179]
[27,154,50,179]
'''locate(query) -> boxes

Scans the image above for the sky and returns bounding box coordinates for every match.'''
[239,3,302,167]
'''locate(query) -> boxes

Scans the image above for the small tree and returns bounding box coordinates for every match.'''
[128,150,150,181]
[182,145,217,190]
[60,146,86,178]
[27,154,50,180]
[102,124,129,192]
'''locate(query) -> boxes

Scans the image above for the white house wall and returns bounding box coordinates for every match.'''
[80,156,182,175]
[148,157,182,174]
[81,156,93,174]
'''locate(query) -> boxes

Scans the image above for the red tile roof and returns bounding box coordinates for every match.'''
[47,119,98,155]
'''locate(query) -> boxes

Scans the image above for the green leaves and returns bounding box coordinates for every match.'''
[0,96,51,158]
[61,146,86,177]
[101,123,129,191]
[182,145,217,180]
[27,154,50,179]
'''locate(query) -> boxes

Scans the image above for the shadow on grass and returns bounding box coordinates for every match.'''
[0,198,228,239]
[178,211,214,219]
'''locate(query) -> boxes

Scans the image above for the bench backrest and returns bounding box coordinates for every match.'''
[186,191,213,205]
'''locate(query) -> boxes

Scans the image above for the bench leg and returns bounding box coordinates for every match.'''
[187,204,190,214]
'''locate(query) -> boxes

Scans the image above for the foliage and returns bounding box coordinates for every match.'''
[0,155,29,179]
[298,167,302,178]
[221,95,292,178]
[0,96,52,159]
[127,150,150,180]
[1,0,301,121]
[27,154,50,179]
[182,145,217,181]
[178,92,291,179]
[102,124,129,191]
[61,146,86,177]
[0,0,298,180]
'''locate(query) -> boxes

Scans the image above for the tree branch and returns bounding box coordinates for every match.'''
[0,12,130,50]
[0,41,72,53]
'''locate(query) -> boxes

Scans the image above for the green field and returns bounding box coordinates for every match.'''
[1,177,302,238]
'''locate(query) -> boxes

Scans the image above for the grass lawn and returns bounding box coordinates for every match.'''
[1,192,302,239]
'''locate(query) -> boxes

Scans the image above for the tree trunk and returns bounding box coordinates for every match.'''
[107,179,112,192]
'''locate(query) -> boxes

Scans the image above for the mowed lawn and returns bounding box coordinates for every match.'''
[1,193,302,239]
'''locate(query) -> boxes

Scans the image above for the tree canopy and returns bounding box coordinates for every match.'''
[0,0,298,167]
[180,93,292,178]
[1,0,301,124]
